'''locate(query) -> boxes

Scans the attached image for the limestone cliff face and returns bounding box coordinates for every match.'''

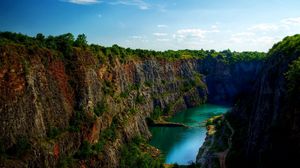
[197,58,263,105]
[226,35,300,168]
[0,45,208,167]
[196,115,233,168]
[0,43,264,167]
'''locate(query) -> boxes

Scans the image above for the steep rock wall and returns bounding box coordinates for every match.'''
[0,45,207,167]
[197,58,263,105]
[0,44,264,167]
[226,35,300,168]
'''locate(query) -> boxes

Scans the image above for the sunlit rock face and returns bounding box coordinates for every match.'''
[0,42,263,167]
[0,46,208,167]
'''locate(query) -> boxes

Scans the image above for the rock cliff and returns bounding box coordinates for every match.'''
[0,33,265,168]
[0,44,209,167]
[201,35,300,168]
[197,57,262,104]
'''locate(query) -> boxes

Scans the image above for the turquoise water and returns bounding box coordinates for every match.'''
[149,104,230,165]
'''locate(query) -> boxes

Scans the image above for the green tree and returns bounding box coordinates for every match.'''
[45,35,58,50]
[36,33,45,47]
[36,33,45,41]
[285,57,300,94]
[56,33,75,58]
[74,34,88,48]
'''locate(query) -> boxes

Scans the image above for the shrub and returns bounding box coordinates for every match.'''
[103,117,118,140]
[84,120,118,156]
[120,91,130,98]
[101,122,117,141]
[0,139,5,157]
[119,136,164,168]
[15,137,31,157]
[102,80,114,95]
[69,108,94,132]
[130,83,141,90]
[129,108,138,115]
[75,141,94,159]
[92,139,105,154]
[181,80,194,92]
[47,126,61,139]
[21,59,30,76]
[164,104,172,116]
[75,121,117,159]
[136,94,146,104]
[58,155,75,168]
[151,106,162,120]
[144,81,153,87]
[6,137,31,158]
[94,101,107,117]
[285,57,300,94]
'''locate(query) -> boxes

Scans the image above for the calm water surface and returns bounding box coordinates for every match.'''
[149,104,230,165]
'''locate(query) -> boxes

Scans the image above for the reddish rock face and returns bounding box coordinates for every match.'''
[53,144,60,159]
[48,60,74,111]
[0,44,209,167]
[0,43,262,167]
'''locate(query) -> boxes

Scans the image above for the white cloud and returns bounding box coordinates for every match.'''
[225,17,300,51]
[174,29,207,41]
[281,17,300,26]
[248,23,278,32]
[233,32,256,37]
[131,35,143,39]
[172,26,221,44]
[210,25,220,33]
[230,32,255,43]
[247,17,300,33]
[211,25,218,29]
[109,0,150,10]
[157,24,168,28]
[156,38,170,42]
[253,36,277,44]
[230,32,278,47]
[130,35,148,42]
[64,0,101,5]
[153,33,168,37]
[239,17,300,44]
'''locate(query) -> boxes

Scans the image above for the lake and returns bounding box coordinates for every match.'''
[149,104,230,165]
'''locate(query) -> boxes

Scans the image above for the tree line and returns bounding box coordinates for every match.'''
[0,31,266,62]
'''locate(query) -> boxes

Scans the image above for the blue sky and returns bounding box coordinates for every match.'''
[1,0,300,51]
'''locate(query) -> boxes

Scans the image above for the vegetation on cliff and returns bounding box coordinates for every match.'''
[0,32,265,63]
[224,34,300,168]
[120,136,164,168]
[0,31,268,168]
[285,56,300,109]
[197,115,233,168]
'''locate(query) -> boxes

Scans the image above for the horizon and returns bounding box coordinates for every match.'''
[1,0,300,52]
[0,31,272,53]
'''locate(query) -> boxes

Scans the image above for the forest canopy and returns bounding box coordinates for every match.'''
[0,32,266,63]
